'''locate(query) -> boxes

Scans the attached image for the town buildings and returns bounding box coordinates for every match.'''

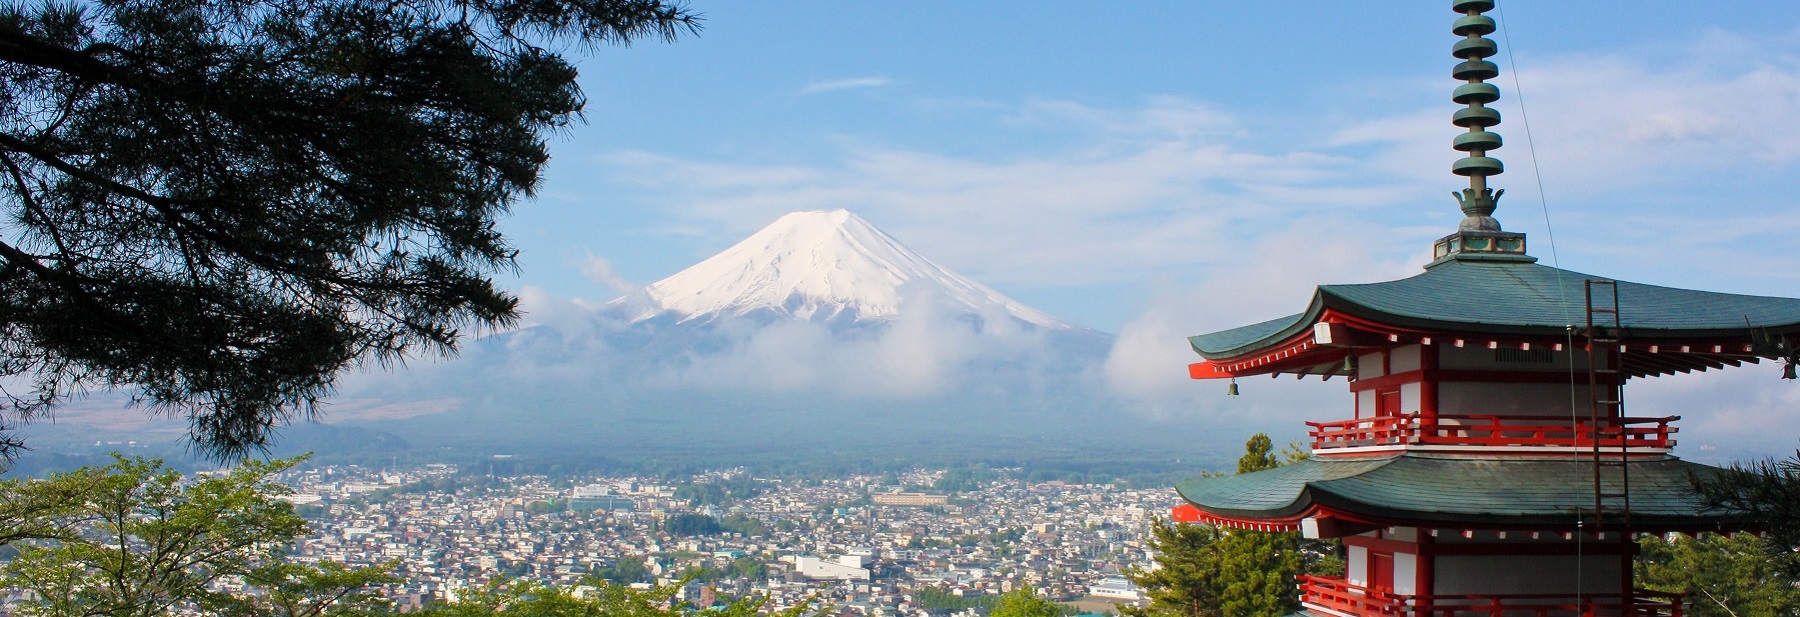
[272,464,1159,614]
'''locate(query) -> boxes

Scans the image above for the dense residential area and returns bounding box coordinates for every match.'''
[281,465,1163,614]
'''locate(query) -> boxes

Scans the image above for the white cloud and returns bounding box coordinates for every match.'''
[644,283,1071,398]
[1004,96,1238,145]
[799,76,892,94]
[333,277,1098,412]
[579,254,639,296]
[594,98,1423,298]
[1101,217,1420,420]
[1336,32,1800,200]
[1629,362,1800,463]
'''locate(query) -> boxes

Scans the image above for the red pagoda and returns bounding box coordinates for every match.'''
[1171,2,1800,616]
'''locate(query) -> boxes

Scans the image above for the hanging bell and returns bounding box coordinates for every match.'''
[1226,379,1240,396]
[1342,354,1357,374]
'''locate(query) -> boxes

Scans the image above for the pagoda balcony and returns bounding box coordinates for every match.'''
[1306,414,1678,452]
[1299,575,1685,617]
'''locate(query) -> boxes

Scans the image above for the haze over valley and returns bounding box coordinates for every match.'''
[16,210,1328,479]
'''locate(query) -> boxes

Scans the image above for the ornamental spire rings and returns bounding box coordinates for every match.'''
[1450,0,1504,232]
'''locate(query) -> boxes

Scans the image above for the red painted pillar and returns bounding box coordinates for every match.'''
[1416,530,1435,600]
[1420,343,1439,420]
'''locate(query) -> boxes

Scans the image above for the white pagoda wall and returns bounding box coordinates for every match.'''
[1390,346,1423,373]
[1435,554,1621,596]
[1437,381,1592,416]
[1393,553,1418,595]
[1372,344,1611,419]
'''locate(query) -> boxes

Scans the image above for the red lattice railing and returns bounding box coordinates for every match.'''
[1299,575,1684,617]
[1306,414,1677,451]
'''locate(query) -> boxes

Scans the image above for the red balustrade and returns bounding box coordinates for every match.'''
[1306,414,1677,451]
[1299,575,1684,617]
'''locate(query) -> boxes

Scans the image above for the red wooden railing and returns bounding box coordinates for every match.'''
[1306,414,1677,451]
[1299,575,1685,617]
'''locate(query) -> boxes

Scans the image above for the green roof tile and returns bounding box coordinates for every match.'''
[1175,453,1736,529]
[1189,257,1800,358]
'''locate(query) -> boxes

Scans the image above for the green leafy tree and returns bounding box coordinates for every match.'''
[718,513,765,536]
[525,499,568,514]
[1237,434,1278,474]
[0,0,698,461]
[1691,453,1800,577]
[595,554,651,584]
[420,578,815,617]
[726,556,768,581]
[1637,532,1800,617]
[917,588,997,611]
[1129,433,1331,617]
[1659,452,1800,617]
[665,513,723,536]
[935,466,995,493]
[1,454,394,617]
[675,481,730,506]
[0,462,99,546]
[990,588,1065,617]
[1215,531,1302,617]
[1127,518,1228,617]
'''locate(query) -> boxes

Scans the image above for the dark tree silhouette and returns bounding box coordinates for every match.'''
[0,0,697,460]
[1692,452,1800,576]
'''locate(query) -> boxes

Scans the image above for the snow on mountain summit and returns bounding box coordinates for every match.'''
[635,209,1072,328]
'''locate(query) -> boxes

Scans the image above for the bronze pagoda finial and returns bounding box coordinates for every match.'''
[1431,0,1529,262]
[1450,0,1504,231]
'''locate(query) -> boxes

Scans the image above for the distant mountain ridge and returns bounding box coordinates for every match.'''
[624,209,1077,330]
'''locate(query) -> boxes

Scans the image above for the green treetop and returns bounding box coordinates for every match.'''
[1,454,395,617]
[1129,433,1339,617]
[990,588,1067,617]
[0,0,698,462]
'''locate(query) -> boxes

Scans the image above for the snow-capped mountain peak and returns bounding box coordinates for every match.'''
[635,209,1071,328]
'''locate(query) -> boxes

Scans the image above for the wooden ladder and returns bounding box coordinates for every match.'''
[1585,279,1630,530]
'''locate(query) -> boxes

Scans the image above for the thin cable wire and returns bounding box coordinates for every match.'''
[1496,1,1592,606]
[1495,3,1567,309]
[1495,3,1582,464]
[1494,3,1582,425]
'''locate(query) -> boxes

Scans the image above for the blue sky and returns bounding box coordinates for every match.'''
[21,3,1800,467]
[509,2,1800,339]
[465,3,1800,459]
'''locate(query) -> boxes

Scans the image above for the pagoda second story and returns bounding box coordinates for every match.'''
[1169,3,1800,617]
[1185,257,1800,459]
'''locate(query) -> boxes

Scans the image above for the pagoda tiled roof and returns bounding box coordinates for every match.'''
[1174,453,1738,530]
[1189,256,1800,359]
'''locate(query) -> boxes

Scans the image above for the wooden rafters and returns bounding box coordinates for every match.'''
[1191,308,1779,382]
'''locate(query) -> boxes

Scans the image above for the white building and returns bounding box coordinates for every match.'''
[572,484,612,499]
[795,555,872,581]
[1087,577,1144,602]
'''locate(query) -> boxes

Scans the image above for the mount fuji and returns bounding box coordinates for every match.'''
[584,209,1113,371]
[622,209,1079,331]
